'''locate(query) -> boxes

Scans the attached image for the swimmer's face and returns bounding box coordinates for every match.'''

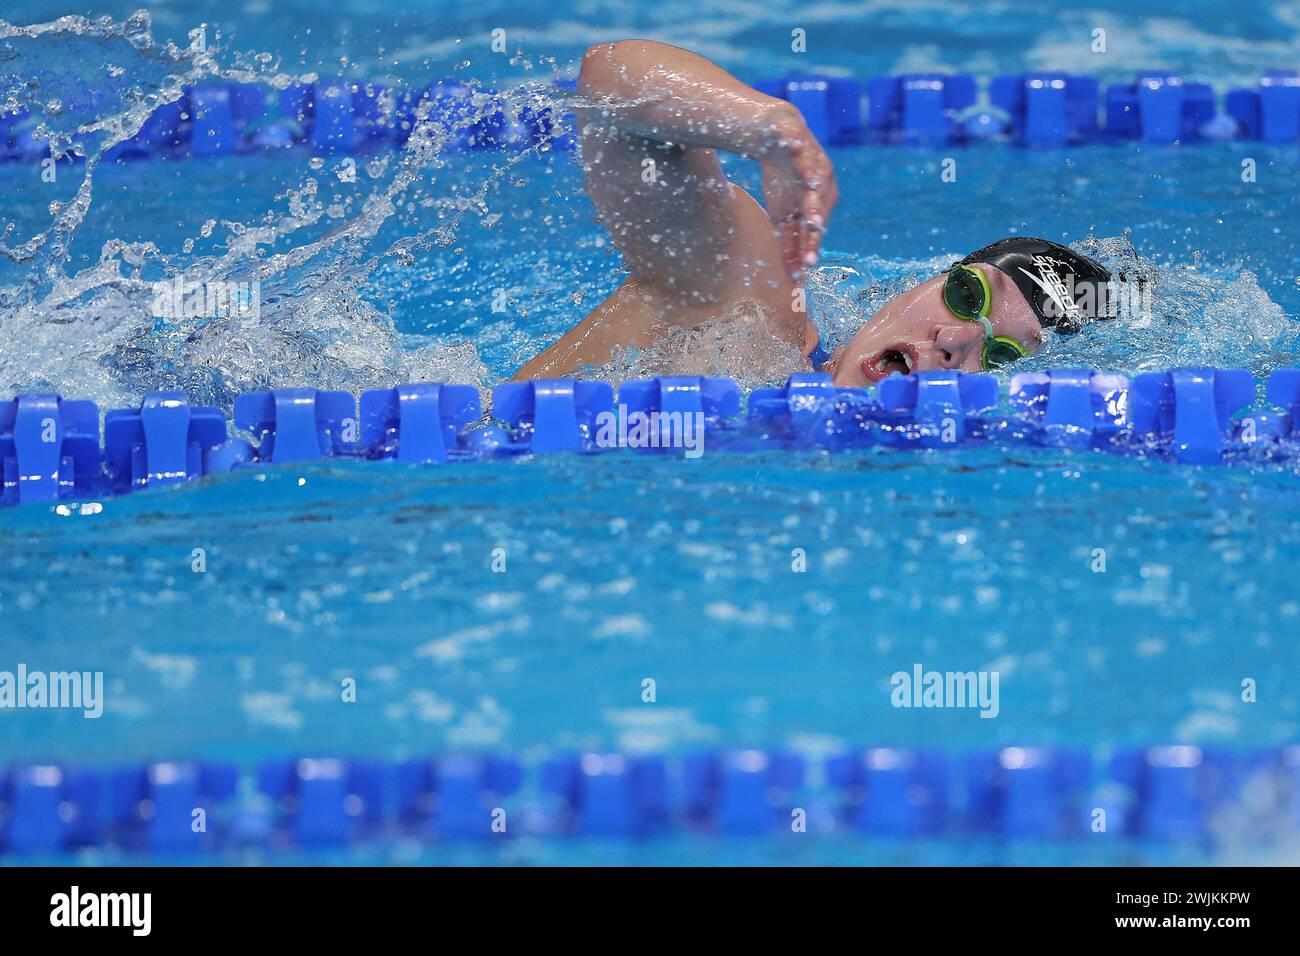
[828,264,1045,388]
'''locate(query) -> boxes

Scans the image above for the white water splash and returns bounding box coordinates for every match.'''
[0,11,576,408]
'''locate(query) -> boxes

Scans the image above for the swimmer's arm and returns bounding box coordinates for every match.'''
[576,40,838,292]
[512,281,659,380]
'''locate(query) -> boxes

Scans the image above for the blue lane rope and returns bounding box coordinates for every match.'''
[1,745,1295,855]
[2,367,1299,509]
[0,77,577,165]
[2,70,1299,165]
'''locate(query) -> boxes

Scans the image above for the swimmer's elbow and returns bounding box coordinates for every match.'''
[578,43,619,96]
[578,40,656,97]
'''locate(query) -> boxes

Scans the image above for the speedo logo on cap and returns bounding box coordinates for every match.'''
[1018,255,1083,321]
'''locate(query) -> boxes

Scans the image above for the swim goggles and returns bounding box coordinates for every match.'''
[941,264,1029,369]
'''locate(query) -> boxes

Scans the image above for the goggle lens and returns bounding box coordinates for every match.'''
[983,336,1028,368]
[943,264,1030,370]
[943,265,989,319]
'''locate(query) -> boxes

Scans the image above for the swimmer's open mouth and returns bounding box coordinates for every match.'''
[861,343,918,382]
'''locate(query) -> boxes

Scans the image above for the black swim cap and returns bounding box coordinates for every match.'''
[960,238,1112,334]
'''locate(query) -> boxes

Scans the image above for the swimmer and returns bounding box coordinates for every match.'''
[513,40,1113,385]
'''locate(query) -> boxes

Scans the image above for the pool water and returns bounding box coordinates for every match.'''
[2,1,1300,865]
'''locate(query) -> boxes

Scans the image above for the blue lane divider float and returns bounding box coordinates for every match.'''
[0,766,102,855]
[490,378,614,453]
[103,392,228,493]
[110,762,239,853]
[2,744,1295,854]
[990,73,1099,146]
[258,757,388,846]
[876,369,999,448]
[748,373,875,448]
[1129,367,1255,465]
[753,75,865,145]
[0,393,101,505]
[1106,745,1247,841]
[964,748,1092,839]
[619,375,740,425]
[398,755,522,839]
[542,753,670,837]
[618,375,741,453]
[1008,368,1129,449]
[1104,72,1217,144]
[230,388,357,465]
[7,69,1300,165]
[1266,369,1300,440]
[358,383,482,463]
[827,748,948,836]
[864,74,975,145]
[1226,70,1300,142]
[681,750,806,834]
[2,365,1299,509]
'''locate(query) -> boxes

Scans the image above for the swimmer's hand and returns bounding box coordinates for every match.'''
[757,105,839,282]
